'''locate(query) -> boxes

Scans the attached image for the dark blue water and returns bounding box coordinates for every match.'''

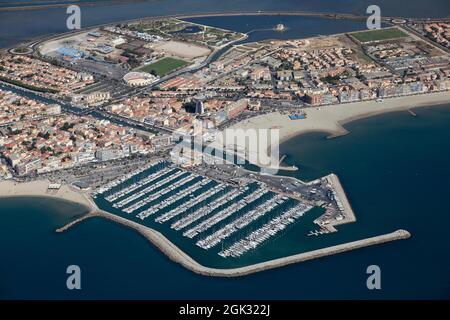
[1,105,450,299]
[1,0,449,47]
[93,171,327,269]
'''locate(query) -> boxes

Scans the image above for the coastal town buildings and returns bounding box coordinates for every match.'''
[0,23,449,177]
[1,13,448,285]
[0,89,61,125]
[0,90,155,176]
[0,54,94,95]
[408,22,450,49]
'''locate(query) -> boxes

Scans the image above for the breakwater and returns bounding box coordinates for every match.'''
[56,209,410,277]
[55,212,99,232]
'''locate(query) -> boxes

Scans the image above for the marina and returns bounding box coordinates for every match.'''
[169,187,242,229]
[219,203,313,258]
[196,194,288,249]
[122,172,194,214]
[136,179,214,220]
[93,160,165,197]
[159,184,231,224]
[182,187,271,239]
[112,170,185,209]
[91,161,328,260]
[104,166,176,202]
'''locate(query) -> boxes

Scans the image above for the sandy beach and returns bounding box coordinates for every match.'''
[0,179,97,211]
[230,91,450,168]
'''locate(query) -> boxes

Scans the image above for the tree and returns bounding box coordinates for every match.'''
[182,101,196,113]
[38,132,50,139]
[60,122,74,131]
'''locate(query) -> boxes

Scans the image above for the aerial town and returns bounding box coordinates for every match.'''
[0,16,448,263]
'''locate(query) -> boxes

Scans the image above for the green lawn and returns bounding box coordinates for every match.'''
[351,28,408,43]
[138,57,189,76]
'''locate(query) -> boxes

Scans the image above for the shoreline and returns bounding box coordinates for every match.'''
[0,179,97,212]
[230,91,450,170]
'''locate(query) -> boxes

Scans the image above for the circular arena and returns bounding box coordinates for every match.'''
[123,72,157,87]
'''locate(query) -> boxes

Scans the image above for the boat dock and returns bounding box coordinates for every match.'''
[314,173,356,230]
[90,161,322,259]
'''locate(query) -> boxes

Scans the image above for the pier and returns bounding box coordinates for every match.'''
[321,173,357,229]
[55,212,99,233]
[277,154,299,171]
[87,160,363,261]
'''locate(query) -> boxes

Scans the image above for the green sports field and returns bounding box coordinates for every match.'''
[139,57,189,76]
[351,28,408,43]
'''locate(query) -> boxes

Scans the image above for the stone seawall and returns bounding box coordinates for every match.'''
[57,209,410,277]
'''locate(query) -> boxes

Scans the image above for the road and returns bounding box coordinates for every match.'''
[400,24,450,55]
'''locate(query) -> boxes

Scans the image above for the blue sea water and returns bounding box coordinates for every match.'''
[93,172,328,269]
[0,0,448,18]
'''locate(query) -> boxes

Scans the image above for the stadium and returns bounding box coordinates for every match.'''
[123,72,158,87]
